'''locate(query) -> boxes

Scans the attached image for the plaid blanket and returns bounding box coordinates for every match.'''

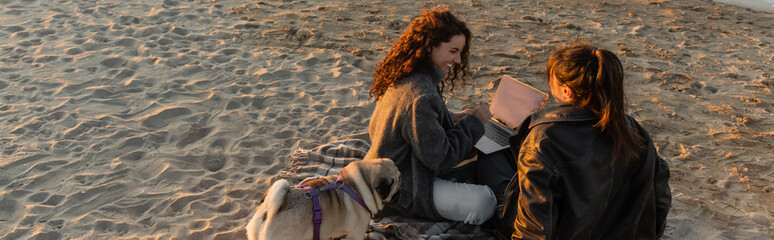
[272,137,495,240]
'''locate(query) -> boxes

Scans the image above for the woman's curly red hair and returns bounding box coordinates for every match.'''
[370,8,471,100]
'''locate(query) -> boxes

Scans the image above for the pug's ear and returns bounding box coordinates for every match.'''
[376,179,394,201]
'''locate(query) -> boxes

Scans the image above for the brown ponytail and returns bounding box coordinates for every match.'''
[547,41,645,162]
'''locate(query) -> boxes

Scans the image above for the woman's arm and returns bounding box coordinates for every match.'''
[402,95,484,174]
[451,109,473,123]
[653,154,671,238]
[512,145,560,240]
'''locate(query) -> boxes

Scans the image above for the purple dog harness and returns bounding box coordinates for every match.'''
[297,175,371,240]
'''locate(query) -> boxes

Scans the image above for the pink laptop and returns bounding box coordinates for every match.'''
[475,75,548,154]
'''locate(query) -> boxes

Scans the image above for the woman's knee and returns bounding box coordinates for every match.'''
[433,178,497,224]
[470,186,497,215]
[456,185,496,225]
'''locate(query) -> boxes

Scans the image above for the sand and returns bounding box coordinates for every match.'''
[0,0,771,239]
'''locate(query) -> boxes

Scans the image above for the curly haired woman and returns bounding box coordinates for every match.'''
[364,8,497,224]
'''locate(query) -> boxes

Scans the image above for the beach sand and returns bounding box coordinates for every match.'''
[0,0,771,239]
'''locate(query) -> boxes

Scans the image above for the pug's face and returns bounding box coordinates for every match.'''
[342,158,401,211]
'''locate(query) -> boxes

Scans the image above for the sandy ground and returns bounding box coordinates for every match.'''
[0,0,771,239]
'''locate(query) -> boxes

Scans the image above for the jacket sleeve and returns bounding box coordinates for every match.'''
[635,115,671,239]
[653,153,671,238]
[402,94,484,174]
[512,143,560,240]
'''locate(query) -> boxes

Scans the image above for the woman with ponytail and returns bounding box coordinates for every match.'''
[494,41,672,239]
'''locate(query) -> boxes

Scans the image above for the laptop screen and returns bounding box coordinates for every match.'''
[489,76,549,129]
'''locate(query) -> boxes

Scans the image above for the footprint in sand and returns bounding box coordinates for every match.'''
[226,189,249,199]
[114,69,135,80]
[258,69,292,82]
[17,39,42,47]
[168,194,202,213]
[100,56,127,68]
[33,29,55,37]
[35,55,58,63]
[3,6,23,15]
[81,41,106,51]
[115,38,138,48]
[42,195,65,206]
[5,26,24,34]
[157,37,174,46]
[28,192,50,203]
[119,15,141,25]
[171,26,190,36]
[30,232,62,239]
[140,106,193,129]
[12,31,30,38]
[219,48,240,56]
[0,197,20,221]
[93,220,130,236]
[225,100,242,110]
[210,54,233,64]
[194,178,219,192]
[202,151,227,172]
[176,125,213,148]
[119,151,146,161]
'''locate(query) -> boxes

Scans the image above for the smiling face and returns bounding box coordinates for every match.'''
[430,34,466,74]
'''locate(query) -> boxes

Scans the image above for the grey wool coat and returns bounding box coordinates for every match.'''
[364,63,486,220]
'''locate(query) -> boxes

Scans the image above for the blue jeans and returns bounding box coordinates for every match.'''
[432,177,496,225]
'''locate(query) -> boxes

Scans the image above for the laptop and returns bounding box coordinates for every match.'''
[474,76,548,154]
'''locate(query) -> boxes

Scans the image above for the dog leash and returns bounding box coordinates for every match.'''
[298,175,371,240]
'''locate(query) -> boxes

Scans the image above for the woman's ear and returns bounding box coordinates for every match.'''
[561,84,574,100]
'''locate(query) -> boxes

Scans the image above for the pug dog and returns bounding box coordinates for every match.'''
[246,158,400,240]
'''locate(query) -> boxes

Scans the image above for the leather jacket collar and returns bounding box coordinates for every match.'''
[529,103,598,129]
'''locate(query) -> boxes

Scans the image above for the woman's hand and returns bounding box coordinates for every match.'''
[452,109,474,123]
[472,102,492,123]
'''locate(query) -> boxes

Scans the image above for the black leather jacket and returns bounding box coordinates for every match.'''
[501,104,671,240]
